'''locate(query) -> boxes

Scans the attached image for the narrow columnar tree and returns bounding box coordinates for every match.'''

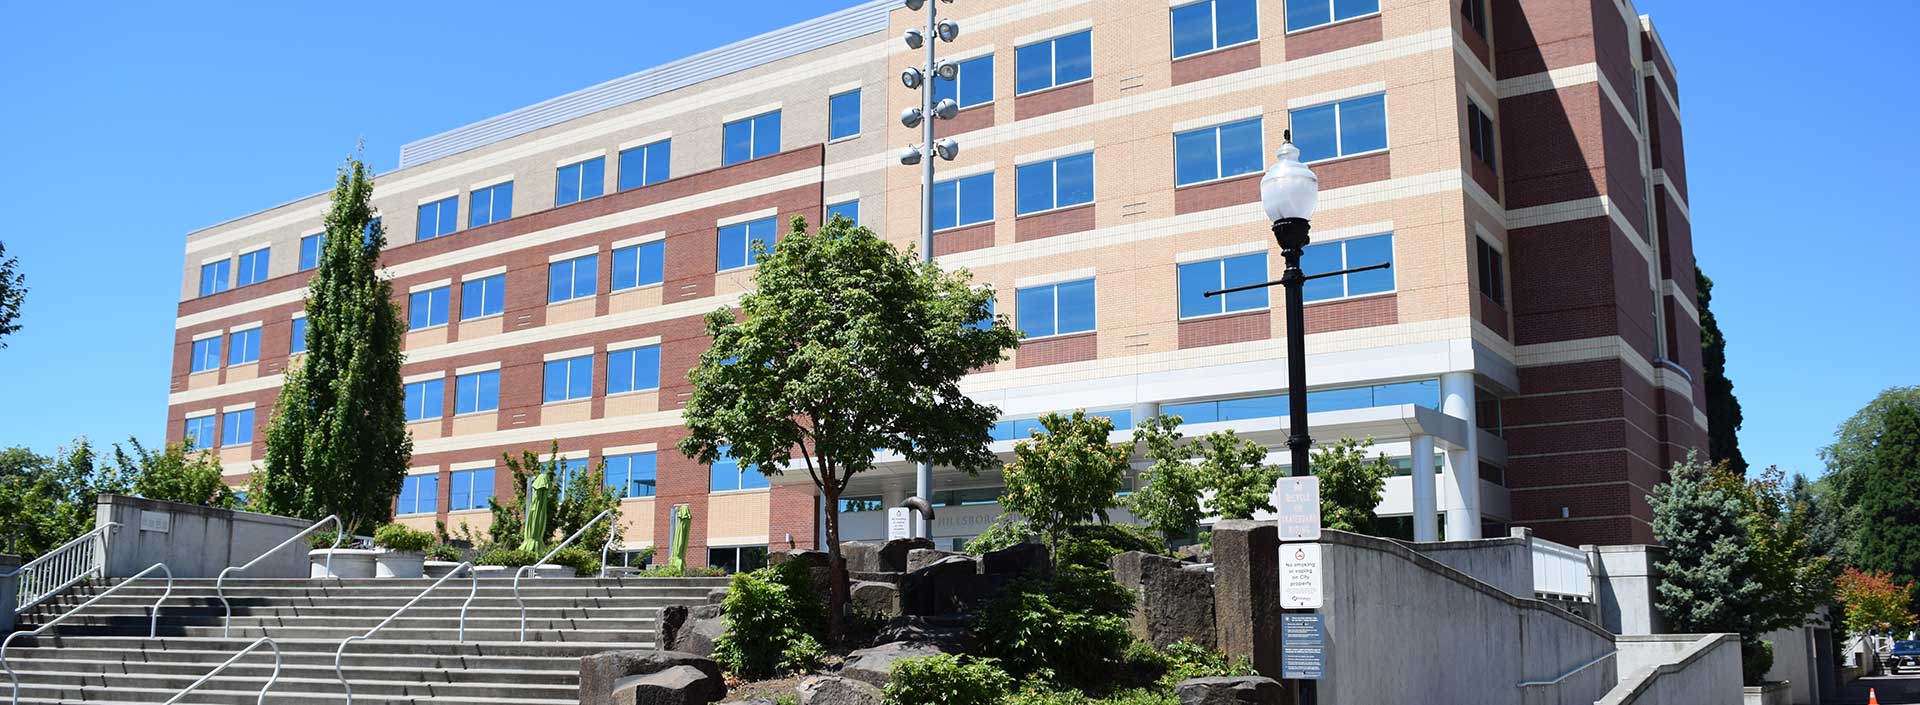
[256,153,411,533]
[0,240,23,348]
[1850,402,1920,591]
[1696,266,1747,475]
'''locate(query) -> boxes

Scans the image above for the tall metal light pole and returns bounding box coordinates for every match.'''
[897,0,961,539]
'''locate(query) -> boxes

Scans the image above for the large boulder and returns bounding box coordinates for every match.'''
[900,555,986,616]
[839,640,952,687]
[769,549,829,569]
[797,675,884,705]
[904,548,969,574]
[579,650,725,705]
[849,581,901,618]
[840,542,885,574]
[1176,676,1285,705]
[657,604,725,657]
[873,615,972,651]
[878,537,934,572]
[1175,544,1212,564]
[1111,551,1217,648]
[980,543,1051,579]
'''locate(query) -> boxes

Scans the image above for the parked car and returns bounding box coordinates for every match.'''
[1891,640,1920,674]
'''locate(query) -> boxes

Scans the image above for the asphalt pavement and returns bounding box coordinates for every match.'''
[1836,674,1920,704]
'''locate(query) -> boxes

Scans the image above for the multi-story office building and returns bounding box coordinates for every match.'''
[168,0,1702,567]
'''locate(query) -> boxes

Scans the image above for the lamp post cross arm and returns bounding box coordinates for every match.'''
[1200,261,1392,299]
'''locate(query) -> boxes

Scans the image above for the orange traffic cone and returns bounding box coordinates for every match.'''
[1869,687,1879,705]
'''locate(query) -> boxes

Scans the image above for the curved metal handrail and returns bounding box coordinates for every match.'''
[4,522,120,613]
[1517,650,1617,687]
[163,637,280,705]
[597,515,623,579]
[514,507,617,640]
[331,562,475,705]
[217,515,341,637]
[3,562,173,705]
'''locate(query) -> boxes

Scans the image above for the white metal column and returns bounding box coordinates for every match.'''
[1441,371,1482,539]
[1411,434,1439,542]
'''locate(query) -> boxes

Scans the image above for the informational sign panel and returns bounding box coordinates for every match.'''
[1279,543,1323,609]
[139,510,171,533]
[887,507,912,540]
[1281,613,1327,680]
[1275,476,1321,541]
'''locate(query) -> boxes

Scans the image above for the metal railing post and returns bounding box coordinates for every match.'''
[3,561,172,705]
[330,561,475,705]
[514,508,616,641]
[218,515,340,637]
[162,637,280,705]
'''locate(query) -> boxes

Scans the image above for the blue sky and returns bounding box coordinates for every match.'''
[0,1,1912,478]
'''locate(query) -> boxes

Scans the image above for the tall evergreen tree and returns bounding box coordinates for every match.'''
[256,154,411,532]
[1650,453,1768,683]
[1849,402,1920,590]
[0,240,25,348]
[1697,266,1746,474]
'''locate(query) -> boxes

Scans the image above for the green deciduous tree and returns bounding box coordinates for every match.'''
[1836,568,1915,638]
[1817,385,1920,556]
[1741,466,1833,642]
[0,241,24,348]
[1696,267,1746,475]
[1126,414,1207,544]
[256,153,411,533]
[1849,401,1920,590]
[115,438,233,508]
[679,216,1017,640]
[479,442,624,552]
[1313,437,1394,535]
[0,440,122,560]
[1001,410,1131,559]
[1195,430,1280,521]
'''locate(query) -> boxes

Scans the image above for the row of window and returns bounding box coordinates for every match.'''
[392,447,770,517]
[183,408,253,450]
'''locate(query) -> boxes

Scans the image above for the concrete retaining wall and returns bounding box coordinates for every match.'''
[1602,634,1744,705]
[96,494,314,579]
[1407,528,1534,598]
[1592,545,1666,635]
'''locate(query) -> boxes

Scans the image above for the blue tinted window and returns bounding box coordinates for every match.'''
[829,90,862,140]
[185,416,215,450]
[969,296,996,331]
[1290,93,1388,162]
[226,328,261,365]
[404,378,444,421]
[220,409,254,447]
[611,241,665,290]
[299,234,322,271]
[1287,0,1377,31]
[1220,395,1287,421]
[1016,153,1094,215]
[409,286,450,329]
[826,200,859,225]
[416,197,458,240]
[932,172,994,231]
[933,55,995,109]
[717,217,777,271]
[1178,253,1270,318]
[618,140,671,191]
[455,369,500,414]
[1016,30,1092,94]
[448,468,494,511]
[468,181,514,228]
[606,453,658,498]
[397,473,437,515]
[608,345,662,394]
[723,111,782,165]
[199,260,230,297]
[1172,0,1259,58]
[548,254,598,303]
[289,317,307,355]
[460,274,505,320]
[1016,278,1096,338]
[190,337,222,373]
[236,249,270,287]
[1161,401,1218,425]
[1371,379,1439,408]
[556,157,606,206]
[1302,233,1395,302]
[543,355,593,403]
[1175,118,1265,186]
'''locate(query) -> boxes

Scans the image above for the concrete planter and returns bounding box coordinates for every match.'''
[375,550,426,579]
[471,565,511,580]
[1742,681,1791,705]
[527,564,574,579]
[423,561,463,579]
[309,549,377,579]
[470,564,571,579]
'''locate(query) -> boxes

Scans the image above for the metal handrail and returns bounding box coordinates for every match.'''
[597,515,622,579]
[330,562,475,705]
[5,522,120,613]
[3,562,173,705]
[514,508,616,640]
[163,637,280,705]
[217,515,342,637]
[1517,650,1616,687]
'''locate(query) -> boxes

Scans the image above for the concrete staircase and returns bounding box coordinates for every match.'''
[6,576,730,704]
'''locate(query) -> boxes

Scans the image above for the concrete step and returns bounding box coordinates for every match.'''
[9,670,580,700]
[35,615,657,632]
[8,683,578,705]
[1,647,584,672]
[35,605,661,620]
[85,577,730,589]
[23,625,649,642]
[7,636,655,657]
[50,585,722,600]
[2,657,581,684]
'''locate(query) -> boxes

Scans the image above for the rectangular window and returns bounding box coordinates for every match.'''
[1171,0,1259,58]
[1301,233,1395,302]
[604,453,658,498]
[199,260,231,297]
[397,474,438,515]
[460,274,506,320]
[468,181,514,228]
[607,345,662,394]
[1016,30,1093,95]
[455,369,500,414]
[722,111,782,165]
[1462,0,1488,36]
[839,496,884,513]
[185,416,215,450]
[236,249,270,287]
[1290,93,1388,162]
[299,234,322,271]
[708,546,769,574]
[550,458,590,500]
[404,378,445,422]
[447,468,494,511]
[548,254,598,303]
[289,317,307,354]
[543,355,593,403]
[717,217,777,271]
[1178,253,1269,318]
[708,445,770,492]
[409,286,450,330]
[1468,101,1498,170]
[932,172,994,231]
[970,296,996,330]
[226,328,261,365]
[1477,238,1505,305]
[825,200,859,225]
[618,139,671,191]
[1286,0,1379,32]
[416,196,458,241]
[220,409,254,447]
[1175,117,1265,186]
[1015,153,1095,215]
[933,55,994,109]
[611,241,665,291]
[1016,278,1096,338]
[829,89,862,141]
[555,156,606,206]
[190,337,222,373]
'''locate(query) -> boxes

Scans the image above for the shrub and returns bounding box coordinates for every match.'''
[1057,523,1165,571]
[712,560,826,679]
[974,566,1133,686]
[781,633,827,675]
[635,564,726,577]
[964,518,1035,555]
[475,546,541,567]
[774,696,798,705]
[374,523,435,552]
[308,530,343,550]
[425,543,461,562]
[883,654,1014,705]
[1151,640,1252,689]
[551,545,602,576]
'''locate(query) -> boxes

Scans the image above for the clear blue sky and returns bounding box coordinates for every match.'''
[0,1,1911,479]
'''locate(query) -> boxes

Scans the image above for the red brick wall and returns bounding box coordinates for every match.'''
[1014,205,1094,242]
[1284,15,1383,60]
[1302,294,1397,334]
[1178,311,1271,349]
[1017,332,1096,368]
[1174,173,1259,215]
[1014,82,1092,121]
[1171,42,1260,85]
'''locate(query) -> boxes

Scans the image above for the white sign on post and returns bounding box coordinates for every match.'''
[1279,543,1323,609]
[1275,476,1321,541]
[887,507,912,540]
